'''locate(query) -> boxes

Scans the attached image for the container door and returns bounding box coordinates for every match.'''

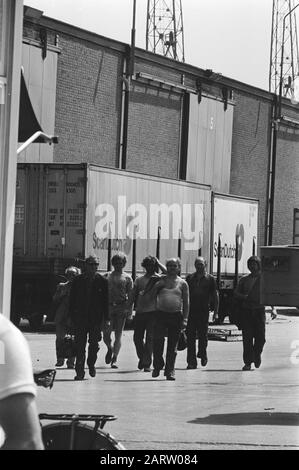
[45,167,85,258]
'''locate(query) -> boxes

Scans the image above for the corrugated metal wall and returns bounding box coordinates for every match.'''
[186,94,234,192]
[14,165,86,258]
[86,166,211,275]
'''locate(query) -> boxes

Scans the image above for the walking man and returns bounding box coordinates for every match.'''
[234,255,266,371]
[69,256,108,380]
[103,253,133,369]
[152,258,189,381]
[186,257,219,369]
[132,256,165,372]
[53,266,80,368]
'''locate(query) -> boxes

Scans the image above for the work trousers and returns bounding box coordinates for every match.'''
[133,312,155,368]
[153,311,182,376]
[55,321,75,367]
[74,325,101,375]
[186,311,209,367]
[241,308,266,366]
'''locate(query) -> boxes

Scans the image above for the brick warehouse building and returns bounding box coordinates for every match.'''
[20,7,299,250]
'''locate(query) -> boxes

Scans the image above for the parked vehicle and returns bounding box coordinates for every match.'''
[11,163,258,328]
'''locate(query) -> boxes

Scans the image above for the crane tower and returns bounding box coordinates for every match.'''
[146,0,185,62]
[269,0,299,98]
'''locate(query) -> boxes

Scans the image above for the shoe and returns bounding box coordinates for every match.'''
[105,348,113,364]
[242,364,252,371]
[74,373,85,381]
[111,356,118,369]
[201,358,208,367]
[143,367,151,372]
[187,364,197,369]
[89,366,96,377]
[166,374,176,381]
[137,359,144,370]
[152,369,160,378]
[55,359,64,367]
[254,356,261,368]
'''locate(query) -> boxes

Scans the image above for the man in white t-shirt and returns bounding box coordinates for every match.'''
[0,314,43,449]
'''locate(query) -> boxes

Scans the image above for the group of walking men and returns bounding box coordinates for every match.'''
[53,252,266,381]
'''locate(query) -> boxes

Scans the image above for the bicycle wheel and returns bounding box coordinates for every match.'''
[42,422,125,450]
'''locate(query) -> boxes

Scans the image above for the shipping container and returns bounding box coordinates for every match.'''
[211,193,258,322]
[12,163,258,328]
[211,193,259,283]
[260,245,299,306]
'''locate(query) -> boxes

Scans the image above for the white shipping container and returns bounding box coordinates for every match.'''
[211,193,259,278]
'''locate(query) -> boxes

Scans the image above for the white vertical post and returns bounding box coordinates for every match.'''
[0,0,23,317]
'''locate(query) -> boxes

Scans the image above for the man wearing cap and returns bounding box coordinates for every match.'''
[69,256,109,380]
[234,255,266,371]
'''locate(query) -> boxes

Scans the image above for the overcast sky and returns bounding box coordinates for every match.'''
[24,0,275,91]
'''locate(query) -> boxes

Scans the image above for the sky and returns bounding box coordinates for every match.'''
[23,0,275,91]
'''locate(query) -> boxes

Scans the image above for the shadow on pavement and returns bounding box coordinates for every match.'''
[188,412,299,426]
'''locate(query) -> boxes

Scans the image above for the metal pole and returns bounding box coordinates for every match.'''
[216,233,221,289]
[177,229,181,258]
[129,0,137,79]
[234,234,239,289]
[156,226,161,259]
[132,232,136,282]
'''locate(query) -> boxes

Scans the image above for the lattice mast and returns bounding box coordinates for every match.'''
[146,0,185,62]
[269,0,299,96]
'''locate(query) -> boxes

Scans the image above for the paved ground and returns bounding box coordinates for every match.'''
[26,315,299,450]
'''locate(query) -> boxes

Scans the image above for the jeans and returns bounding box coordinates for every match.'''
[186,311,209,366]
[55,321,75,366]
[133,312,155,368]
[241,308,266,365]
[74,325,102,375]
[153,311,182,376]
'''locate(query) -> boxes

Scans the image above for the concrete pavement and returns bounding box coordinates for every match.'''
[26,315,299,450]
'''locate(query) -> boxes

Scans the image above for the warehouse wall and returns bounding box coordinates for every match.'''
[126,82,182,178]
[273,121,299,245]
[54,35,123,167]
[22,13,299,250]
[229,91,272,247]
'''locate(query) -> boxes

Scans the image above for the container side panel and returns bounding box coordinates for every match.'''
[14,167,26,256]
[212,195,258,276]
[64,169,85,258]
[87,168,211,276]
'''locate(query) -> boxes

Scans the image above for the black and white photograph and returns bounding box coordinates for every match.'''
[0,0,299,456]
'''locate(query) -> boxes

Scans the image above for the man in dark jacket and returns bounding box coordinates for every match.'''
[186,257,219,369]
[234,255,266,371]
[69,256,109,380]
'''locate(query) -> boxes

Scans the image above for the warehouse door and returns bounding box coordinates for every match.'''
[186,94,234,193]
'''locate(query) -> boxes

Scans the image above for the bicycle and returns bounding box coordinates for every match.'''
[34,370,125,450]
[40,413,125,450]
